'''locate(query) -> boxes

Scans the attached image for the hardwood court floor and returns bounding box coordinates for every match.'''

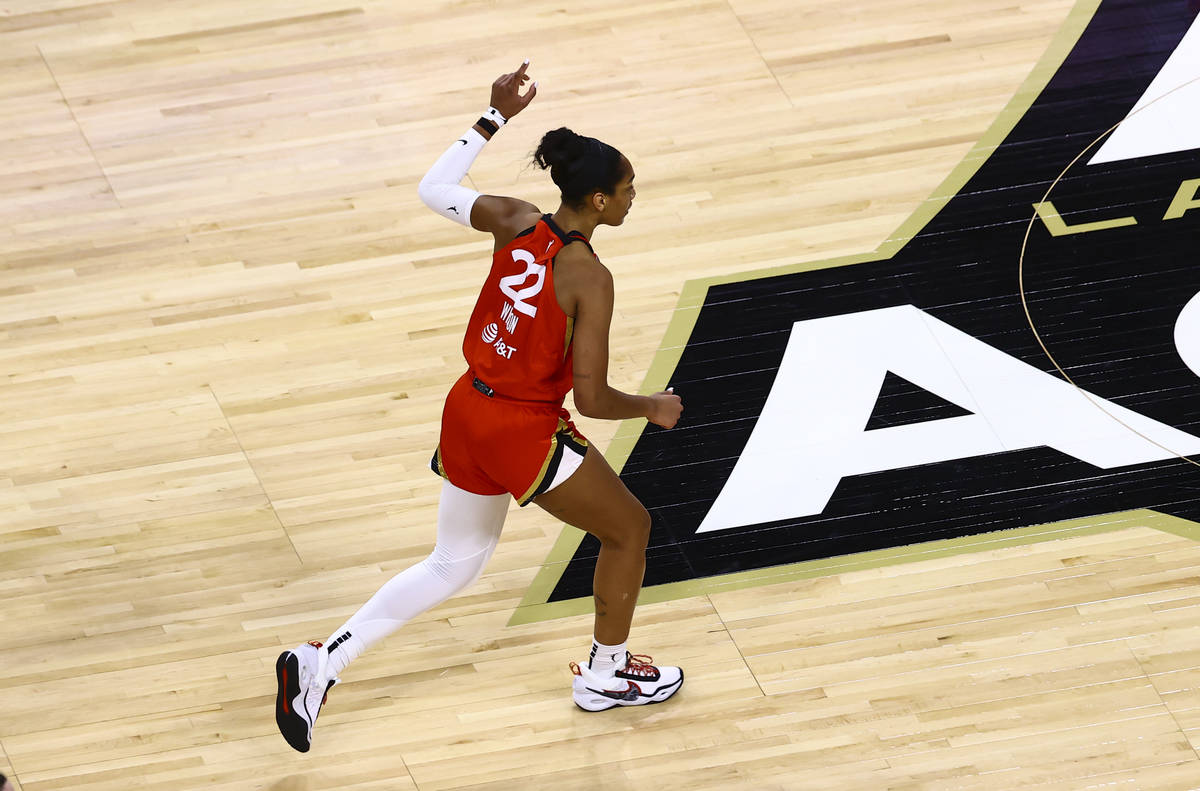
[4,1,1200,789]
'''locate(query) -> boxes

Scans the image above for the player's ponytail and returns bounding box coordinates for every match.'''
[533,127,625,208]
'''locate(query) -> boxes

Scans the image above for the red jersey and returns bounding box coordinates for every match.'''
[461,214,594,403]
[434,215,596,502]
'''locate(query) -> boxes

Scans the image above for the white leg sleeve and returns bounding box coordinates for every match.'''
[417,127,487,228]
[322,481,509,677]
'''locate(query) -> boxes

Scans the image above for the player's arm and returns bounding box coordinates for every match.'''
[417,61,541,235]
[562,247,682,429]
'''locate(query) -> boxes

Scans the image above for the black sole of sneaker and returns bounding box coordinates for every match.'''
[574,669,685,713]
[275,651,311,753]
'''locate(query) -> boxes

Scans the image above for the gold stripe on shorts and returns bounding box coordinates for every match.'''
[518,418,567,505]
[431,444,449,480]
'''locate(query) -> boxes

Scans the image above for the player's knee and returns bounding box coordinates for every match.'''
[603,504,650,551]
[634,505,651,546]
[425,543,491,591]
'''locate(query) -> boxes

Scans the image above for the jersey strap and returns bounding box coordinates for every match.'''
[541,214,596,256]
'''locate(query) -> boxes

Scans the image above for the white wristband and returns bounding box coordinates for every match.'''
[484,106,508,127]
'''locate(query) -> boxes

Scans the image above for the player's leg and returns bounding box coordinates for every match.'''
[534,448,684,711]
[322,482,509,675]
[275,481,509,751]
[535,447,647,645]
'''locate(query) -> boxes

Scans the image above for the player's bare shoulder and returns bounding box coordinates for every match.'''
[554,241,611,318]
[474,196,542,247]
[555,240,607,281]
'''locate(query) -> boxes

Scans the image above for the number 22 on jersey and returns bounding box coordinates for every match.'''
[498,249,546,318]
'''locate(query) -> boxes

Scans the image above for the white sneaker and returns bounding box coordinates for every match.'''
[570,652,684,712]
[275,640,339,752]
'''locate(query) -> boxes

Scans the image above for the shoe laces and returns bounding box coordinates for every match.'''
[570,655,658,680]
[621,653,657,679]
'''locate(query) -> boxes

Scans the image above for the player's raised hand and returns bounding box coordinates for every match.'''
[489,59,537,120]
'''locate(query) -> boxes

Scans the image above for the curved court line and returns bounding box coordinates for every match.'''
[1018,74,1200,469]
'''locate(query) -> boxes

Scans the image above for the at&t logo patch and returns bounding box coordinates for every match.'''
[481,322,517,359]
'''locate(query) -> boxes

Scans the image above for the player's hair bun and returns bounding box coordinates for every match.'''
[533,127,626,208]
[533,127,587,172]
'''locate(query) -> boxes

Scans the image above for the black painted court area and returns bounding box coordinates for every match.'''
[549,0,1200,602]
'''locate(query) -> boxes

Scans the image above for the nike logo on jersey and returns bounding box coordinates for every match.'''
[545,241,554,254]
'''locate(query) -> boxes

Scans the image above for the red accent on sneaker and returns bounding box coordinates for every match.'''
[281,667,290,714]
[569,661,583,676]
[307,640,324,648]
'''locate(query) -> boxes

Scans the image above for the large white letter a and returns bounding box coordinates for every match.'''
[697,306,1200,533]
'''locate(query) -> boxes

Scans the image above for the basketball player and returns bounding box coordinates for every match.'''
[274,61,684,753]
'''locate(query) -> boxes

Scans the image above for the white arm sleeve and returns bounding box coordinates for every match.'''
[417,127,488,228]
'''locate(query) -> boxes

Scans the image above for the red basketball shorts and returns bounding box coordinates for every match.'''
[431,372,589,505]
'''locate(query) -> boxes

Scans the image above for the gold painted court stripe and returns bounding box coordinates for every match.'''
[510,0,1139,627]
